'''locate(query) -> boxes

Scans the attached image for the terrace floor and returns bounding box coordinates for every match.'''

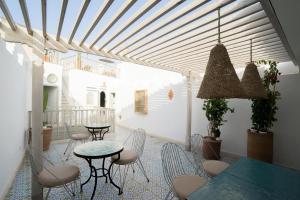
[5,126,237,200]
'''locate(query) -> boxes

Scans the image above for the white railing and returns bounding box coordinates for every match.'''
[43,107,115,140]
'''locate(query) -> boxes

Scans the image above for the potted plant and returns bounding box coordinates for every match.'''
[202,98,234,159]
[247,60,281,163]
[43,86,53,151]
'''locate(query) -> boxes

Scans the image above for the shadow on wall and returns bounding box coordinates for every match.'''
[117,80,188,143]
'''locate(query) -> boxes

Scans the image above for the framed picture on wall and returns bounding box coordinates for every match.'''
[135,90,148,114]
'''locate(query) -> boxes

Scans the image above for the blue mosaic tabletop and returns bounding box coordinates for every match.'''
[189,157,300,200]
[74,140,123,158]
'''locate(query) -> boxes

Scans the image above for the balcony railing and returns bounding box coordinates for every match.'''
[43,107,115,140]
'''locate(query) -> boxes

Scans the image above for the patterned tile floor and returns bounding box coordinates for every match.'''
[5,127,237,200]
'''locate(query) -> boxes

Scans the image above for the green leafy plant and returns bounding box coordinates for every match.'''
[43,86,49,112]
[203,98,234,138]
[251,60,281,132]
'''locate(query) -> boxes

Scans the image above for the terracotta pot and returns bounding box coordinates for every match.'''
[43,127,53,151]
[202,136,222,160]
[247,129,273,163]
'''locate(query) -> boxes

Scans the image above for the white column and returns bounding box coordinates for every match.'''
[185,71,192,151]
[31,62,44,199]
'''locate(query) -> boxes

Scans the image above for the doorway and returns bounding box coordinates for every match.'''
[100,91,106,107]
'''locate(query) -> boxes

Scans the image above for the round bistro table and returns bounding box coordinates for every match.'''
[84,123,111,141]
[74,141,123,199]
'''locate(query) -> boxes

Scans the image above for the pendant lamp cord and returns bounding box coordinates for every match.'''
[250,39,252,63]
[218,8,221,44]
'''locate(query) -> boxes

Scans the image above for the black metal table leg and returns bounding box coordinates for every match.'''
[91,165,97,200]
[102,157,108,183]
[108,153,122,195]
[81,158,93,191]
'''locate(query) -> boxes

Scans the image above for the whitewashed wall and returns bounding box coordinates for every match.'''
[117,61,300,170]
[116,62,187,142]
[68,69,118,108]
[0,40,32,199]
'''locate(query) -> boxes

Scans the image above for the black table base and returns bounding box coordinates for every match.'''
[87,127,110,141]
[81,154,122,199]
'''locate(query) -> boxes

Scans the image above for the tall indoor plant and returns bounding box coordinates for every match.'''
[202,98,234,159]
[247,60,281,163]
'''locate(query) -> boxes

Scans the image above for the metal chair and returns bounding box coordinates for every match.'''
[111,128,149,192]
[63,123,89,160]
[191,134,229,178]
[161,143,207,200]
[26,130,81,200]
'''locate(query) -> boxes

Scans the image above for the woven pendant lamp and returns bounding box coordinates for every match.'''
[197,9,245,99]
[241,40,267,99]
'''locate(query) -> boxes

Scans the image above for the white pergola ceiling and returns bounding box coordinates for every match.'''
[0,0,294,77]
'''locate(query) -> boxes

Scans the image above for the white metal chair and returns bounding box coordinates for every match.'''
[26,130,81,199]
[63,123,89,160]
[111,128,149,193]
[161,143,207,200]
[191,134,229,178]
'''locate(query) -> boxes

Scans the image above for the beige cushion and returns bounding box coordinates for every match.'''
[203,160,229,177]
[71,133,89,140]
[172,175,207,200]
[111,150,138,165]
[38,165,80,187]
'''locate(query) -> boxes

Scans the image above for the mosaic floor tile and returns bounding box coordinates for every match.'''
[5,127,236,200]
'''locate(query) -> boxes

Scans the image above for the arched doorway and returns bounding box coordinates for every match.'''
[100,91,106,107]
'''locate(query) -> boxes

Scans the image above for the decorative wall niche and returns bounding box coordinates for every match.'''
[135,90,148,114]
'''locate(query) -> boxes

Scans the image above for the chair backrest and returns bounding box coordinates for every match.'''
[64,123,71,137]
[126,128,146,157]
[161,143,195,186]
[25,129,69,187]
[191,134,206,176]
[25,129,41,177]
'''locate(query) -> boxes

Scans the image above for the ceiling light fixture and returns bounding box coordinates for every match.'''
[197,8,245,99]
[241,39,268,99]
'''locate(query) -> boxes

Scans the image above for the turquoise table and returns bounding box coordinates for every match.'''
[188,158,300,200]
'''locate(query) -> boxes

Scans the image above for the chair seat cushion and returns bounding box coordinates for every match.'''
[203,160,229,177]
[71,133,89,140]
[38,165,80,187]
[111,150,138,165]
[172,175,207,200]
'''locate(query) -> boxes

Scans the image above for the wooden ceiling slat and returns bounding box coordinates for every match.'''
[68,0,91,44]
[56,0,69,41]
[19,0,32,35]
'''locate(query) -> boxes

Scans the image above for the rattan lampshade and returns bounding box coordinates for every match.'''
[241,62,268,99]
[197,43,246,99]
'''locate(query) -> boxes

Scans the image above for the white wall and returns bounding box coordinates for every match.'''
[68,69,118,108]
[273,74,300,169]
[116,62,187,142]
[192,63,300,170]
[117,61,300,170]
[0,40,32,199]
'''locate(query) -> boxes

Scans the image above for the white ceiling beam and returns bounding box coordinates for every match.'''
[68,0,91,44]
[145,23,274,63]
[0,0,16,31]
[162,46,288,68]
[41,0,47,38]
[19,0,32,35]
[125,0,258,57]
[133,8,265,60]
[98,0,161,50]
[151,31,278,64]
[56,0,68,41]
[79,0,114,46]
[90,0,137,48]
[157,39,284,65]
[114,0,217,54]
[106,0,186,53]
